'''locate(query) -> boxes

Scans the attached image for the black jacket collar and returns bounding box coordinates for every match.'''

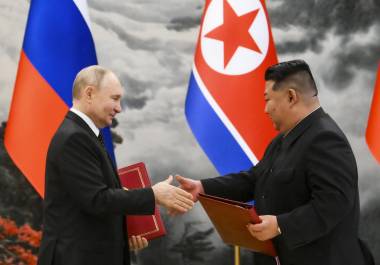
[281,107,325,150]
[66,111,98,140]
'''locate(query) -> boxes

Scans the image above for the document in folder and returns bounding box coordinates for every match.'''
[198,193,277,256]
[118,162,166,240]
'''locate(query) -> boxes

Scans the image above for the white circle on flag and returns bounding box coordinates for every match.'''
[200,0,270,75]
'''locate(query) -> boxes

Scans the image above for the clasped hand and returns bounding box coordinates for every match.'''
[152,175,194,214]
[127,176,194,252]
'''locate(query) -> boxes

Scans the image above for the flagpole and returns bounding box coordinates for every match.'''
[234,246,240,265]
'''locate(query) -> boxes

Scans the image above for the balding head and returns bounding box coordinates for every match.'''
[72,65,113,100]
[71,65,124,128]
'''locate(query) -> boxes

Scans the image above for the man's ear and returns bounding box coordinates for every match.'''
[83,86,95,101]
[288,88,298,106]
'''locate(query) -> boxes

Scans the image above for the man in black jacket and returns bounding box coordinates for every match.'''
[176,60,373,265]
[38,65,194,265]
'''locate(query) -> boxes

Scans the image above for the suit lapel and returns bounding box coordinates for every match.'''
[66,111,98,139]
[66,111,121,188]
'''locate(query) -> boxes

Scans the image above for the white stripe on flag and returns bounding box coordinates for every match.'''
[73,0,92,31]
[192,65,259,165]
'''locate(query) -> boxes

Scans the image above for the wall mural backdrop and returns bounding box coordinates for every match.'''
[0,0,379,264]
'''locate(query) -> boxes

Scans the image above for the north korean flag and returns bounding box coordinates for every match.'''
[186,0,278,174]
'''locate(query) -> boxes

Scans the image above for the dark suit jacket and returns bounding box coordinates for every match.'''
[38,111,155,265]
[202,108,368,265]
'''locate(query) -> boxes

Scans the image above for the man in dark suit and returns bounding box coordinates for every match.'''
[37,65,194,265]
[176,60,373,265]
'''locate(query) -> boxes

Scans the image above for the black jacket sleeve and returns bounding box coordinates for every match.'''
[201,165,259,202]
[58,132,155,216]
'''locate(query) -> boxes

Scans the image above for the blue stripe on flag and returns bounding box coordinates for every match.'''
[185,71,253,175]
[22,0,97,106]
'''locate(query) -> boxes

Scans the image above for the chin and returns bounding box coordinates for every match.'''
[98,121,111,129]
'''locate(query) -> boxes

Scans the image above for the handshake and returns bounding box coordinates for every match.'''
[151,175,203,214]
[131,175,280,251]
[129,175,202,251]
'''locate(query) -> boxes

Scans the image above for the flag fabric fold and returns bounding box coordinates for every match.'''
[366,64,380,164]
[185,0,278,174]
[5,0,115,196]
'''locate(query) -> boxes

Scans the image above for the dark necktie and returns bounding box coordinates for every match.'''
[98,131,105,148]
[97,131,120,187]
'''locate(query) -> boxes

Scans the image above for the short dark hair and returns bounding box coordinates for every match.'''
[265,59,318,96]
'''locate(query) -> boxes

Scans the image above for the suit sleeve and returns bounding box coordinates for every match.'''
[200,137,281,202]
[277,131,357,249]
[58,132,155,216]
[201,165,259,202]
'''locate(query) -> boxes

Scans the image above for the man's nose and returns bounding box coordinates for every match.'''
[115,102,122,113]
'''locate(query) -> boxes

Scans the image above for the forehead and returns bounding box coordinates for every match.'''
[101,73,124,95]
[264,80,275,95]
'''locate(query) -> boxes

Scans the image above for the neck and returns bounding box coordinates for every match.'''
[72,102,87,115]
[72,102,101,128]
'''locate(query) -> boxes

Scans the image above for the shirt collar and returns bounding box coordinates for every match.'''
[70,107,100,137]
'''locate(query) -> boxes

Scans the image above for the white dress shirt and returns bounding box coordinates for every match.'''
[70,107,100,137]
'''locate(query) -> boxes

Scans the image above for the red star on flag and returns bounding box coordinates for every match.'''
[205,0,262,68]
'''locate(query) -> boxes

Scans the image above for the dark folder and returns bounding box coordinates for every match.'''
[118,162,166,240]
[199,193,277,256]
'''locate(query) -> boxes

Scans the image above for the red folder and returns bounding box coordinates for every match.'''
[118,162,166,240]
[199,193,277,256]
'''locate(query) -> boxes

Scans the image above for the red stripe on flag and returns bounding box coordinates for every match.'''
[366,65,380,164]
[4,51,68,196]
[194,0,277,159]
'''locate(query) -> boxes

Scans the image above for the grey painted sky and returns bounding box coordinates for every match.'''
[0,0,380,207]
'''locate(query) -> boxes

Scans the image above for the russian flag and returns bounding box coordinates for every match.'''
[4,0,115,197]
[185,0,278,175]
